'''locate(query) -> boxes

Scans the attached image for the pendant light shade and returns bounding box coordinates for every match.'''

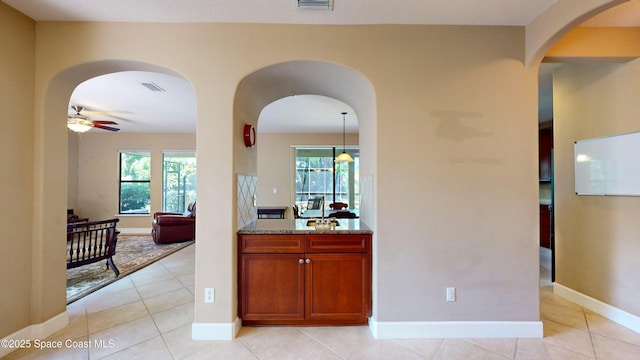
[335,112,354,163]
[335,151,354,162]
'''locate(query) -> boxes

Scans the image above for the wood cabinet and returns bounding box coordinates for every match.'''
[540,204,551,248]
[238,233,372,325]
[539,127,553,181]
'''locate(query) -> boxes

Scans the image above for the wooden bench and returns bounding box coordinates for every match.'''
[67,218,120,277]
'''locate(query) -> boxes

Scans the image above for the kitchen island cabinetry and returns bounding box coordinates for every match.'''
[238,219,372,326]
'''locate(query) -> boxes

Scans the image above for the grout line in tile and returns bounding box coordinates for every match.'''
[583,308,600,360]
[463,338,513,359]
[295,327,347,360]
[235,335,263,360]
[430,337,446,359]
[391,337,443,360]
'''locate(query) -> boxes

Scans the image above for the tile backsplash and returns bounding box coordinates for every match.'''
[237,174,257,229]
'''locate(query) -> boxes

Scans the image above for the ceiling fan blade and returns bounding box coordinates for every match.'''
[92,120,118,125]
[93,124,120,132]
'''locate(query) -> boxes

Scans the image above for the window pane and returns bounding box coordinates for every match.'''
[120,182,150,213]
[294,147,359,212]
[162,151,197,212]
[120,152,150,181]
[119,151,151,214]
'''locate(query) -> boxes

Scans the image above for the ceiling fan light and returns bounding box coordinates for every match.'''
[335,151,354,162]
[67,115,93,133]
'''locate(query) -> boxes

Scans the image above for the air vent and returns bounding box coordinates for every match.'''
[140,82,165,92]
[296,0,333,10]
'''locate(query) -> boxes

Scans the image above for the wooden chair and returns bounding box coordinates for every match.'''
[328,211,358,218]
[329,202,348,210]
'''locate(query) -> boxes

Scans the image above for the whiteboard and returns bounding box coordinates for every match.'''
[574,131,640,196]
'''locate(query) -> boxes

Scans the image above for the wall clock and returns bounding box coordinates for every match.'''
[243,124,256,147]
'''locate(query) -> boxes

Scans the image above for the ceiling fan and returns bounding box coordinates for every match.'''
[67,105,120,133]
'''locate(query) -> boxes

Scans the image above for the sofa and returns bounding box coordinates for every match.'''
[151,202,196,244]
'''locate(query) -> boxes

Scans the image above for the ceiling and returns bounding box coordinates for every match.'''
[4,0,640,133]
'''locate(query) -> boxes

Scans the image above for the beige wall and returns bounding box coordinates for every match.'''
[74,133,196,229]
[3,0,623,340]
[554,61,640,316]
[0,3,34,337]
[32,22,540,331]
[256,132,359,215]
[67,132,79,209]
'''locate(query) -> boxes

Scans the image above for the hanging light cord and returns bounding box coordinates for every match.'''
[342,112,347,152]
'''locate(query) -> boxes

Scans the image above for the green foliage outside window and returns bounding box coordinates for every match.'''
[119,151,151,213]
[163,152,197,213]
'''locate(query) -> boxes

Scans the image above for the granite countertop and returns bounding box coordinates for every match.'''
[238,219,373,235]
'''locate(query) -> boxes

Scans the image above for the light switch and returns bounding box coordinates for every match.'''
[446,287,456,302]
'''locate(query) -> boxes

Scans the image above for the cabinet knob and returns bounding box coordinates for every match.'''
[305,259,311,264]
[299,259,304,264]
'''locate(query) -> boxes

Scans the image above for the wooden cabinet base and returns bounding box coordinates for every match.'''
[238,233,372,326]
[241,318,369,326]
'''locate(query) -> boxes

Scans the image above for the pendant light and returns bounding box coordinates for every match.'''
[335,112,354,162]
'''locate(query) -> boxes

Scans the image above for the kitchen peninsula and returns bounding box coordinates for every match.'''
[237,218,373,325]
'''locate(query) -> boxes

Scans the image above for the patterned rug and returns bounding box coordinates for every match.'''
[66,234,194,304]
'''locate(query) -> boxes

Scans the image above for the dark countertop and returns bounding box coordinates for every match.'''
[238,219,373,235]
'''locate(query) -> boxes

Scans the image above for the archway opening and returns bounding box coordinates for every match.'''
[39,60,197,311]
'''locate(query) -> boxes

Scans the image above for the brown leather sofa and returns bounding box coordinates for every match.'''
[151,202,196,244]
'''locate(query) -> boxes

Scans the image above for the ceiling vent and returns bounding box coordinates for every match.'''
[295,0,333,10]
[141,82,165,92]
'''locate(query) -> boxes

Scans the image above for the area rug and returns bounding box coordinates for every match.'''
[66,234,194,304]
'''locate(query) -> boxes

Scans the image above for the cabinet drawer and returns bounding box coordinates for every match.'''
[240,235,305,253]
[306,234,371,253]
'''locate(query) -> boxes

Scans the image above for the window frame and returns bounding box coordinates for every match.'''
[161,150,197,213]
[118,150,151,215]
[294,146,359,212]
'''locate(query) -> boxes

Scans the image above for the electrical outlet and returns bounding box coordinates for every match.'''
[446,287,456,302]
[205,288,214,304]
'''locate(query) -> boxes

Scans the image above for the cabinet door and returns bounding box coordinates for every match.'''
[240,254,305,321]
[539,127,553,181]
[305,253,370,323]
[540,205,551,248]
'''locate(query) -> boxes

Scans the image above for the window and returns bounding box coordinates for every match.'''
[162,151,197,213]
[119,151,151,214]
[295,147,359,211]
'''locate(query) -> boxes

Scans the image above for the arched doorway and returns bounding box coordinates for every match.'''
[231,59,378,328]
[534,1,640,333]
[36,60,196,322]
[233,60,377,228]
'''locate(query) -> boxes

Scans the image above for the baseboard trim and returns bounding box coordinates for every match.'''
[191,318,241,340]
[118,228,151,235]
[369,318,543,339]
[554,283,640,333]
[0,311,68,358]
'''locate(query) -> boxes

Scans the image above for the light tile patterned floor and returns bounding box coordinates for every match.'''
[5,245,640,359]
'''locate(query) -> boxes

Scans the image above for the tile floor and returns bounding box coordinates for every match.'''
[5,245,640,359]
